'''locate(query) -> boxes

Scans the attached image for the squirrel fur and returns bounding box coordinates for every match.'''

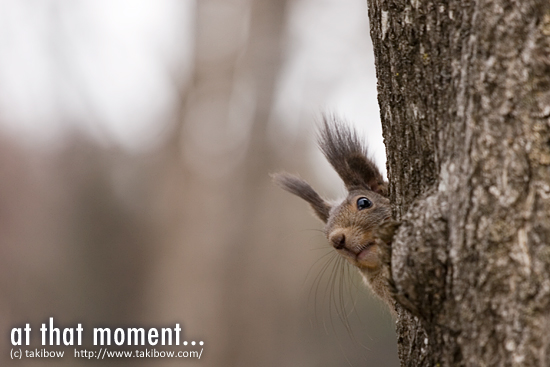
[273,117,394,311]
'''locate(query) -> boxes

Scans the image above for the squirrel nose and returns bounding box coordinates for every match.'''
[330,233,346,250]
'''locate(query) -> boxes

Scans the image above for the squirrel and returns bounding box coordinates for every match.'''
[273,118,395,311]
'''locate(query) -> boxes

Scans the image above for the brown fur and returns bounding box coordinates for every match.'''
[273,117,395,313]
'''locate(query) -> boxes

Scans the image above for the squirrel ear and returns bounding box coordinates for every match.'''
[347,156,388,197]
[272,173,332,223]
[319,117,388,197]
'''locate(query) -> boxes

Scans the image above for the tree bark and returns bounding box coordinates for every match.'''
[366,0,550,366]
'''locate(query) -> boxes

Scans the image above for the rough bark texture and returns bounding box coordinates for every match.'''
[366,0,550,366]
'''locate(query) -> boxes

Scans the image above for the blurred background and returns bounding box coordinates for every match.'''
[0,0,397,366]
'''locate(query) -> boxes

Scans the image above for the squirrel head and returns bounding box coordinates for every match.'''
[273,118,391,287]
[324,188,390,271]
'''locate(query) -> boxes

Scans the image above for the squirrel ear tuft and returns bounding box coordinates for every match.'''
[272,173,332,223]
[318,116,388,196]
[346,156,389,196]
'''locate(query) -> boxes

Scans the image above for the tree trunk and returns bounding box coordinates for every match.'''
[366,0,550,366]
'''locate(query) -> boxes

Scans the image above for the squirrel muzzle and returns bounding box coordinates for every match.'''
[328,227,381,270]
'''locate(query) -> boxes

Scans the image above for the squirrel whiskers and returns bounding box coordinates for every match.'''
[273,118,394,312]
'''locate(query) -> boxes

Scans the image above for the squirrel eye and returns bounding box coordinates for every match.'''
[356,197,373,210]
